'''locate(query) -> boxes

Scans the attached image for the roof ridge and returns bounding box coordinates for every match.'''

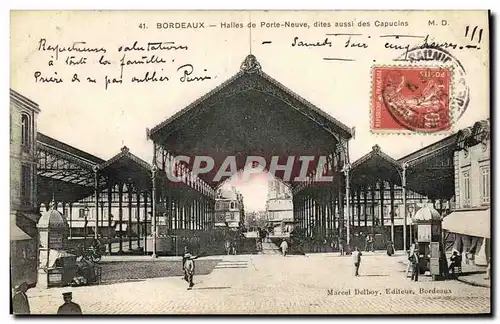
[100,147,151,171]
[259,71,353,137]
[148,55,353,140]
[149,71,245,137]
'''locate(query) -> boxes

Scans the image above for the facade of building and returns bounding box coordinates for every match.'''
[266,178,294,235]
[448,120,490,266]
[214,187,245,228]
[10,89,40,287]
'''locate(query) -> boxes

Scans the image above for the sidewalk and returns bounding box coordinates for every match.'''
[398,253,490,288]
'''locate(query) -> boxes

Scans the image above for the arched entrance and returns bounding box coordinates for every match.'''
[147,55,353,254]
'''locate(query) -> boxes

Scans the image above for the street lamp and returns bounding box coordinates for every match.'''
[151,164,158,258]
[80,206,90,248]
[342,163,352,247]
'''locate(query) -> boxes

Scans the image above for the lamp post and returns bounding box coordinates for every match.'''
[342,163,352,247]
[408,204,415,244]
[151,164,158,258]
[81,206,90,248]
[402,162,408,252]
[93,165,100,240]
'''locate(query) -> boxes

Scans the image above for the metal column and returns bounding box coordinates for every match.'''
[151,165,158,258]
[118,183,123,253]
[343,164,351,246]
[93,166,100,240]
[402,163,408,252]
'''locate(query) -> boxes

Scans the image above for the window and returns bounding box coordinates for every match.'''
[463,169,471,207]
[480,164,490,204]
[230,202,235,209]
[20,164,32,206]
[21,113,31,152]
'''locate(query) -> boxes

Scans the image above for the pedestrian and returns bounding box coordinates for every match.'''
[57,292,82,315]
[339,237,345,256]
[232,240,237,255]
[182,246,190,282]
[352,247,362,276]
[280,239,289,257]
[364,235,370,252]
[183,253,197,290]
[12,282,30,315]
[448,251,462,276]
[369,234,374,252]
[386,240,395,256]
[410,241,419,282]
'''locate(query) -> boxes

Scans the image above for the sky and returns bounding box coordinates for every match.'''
[10,11,490,212]
[222,166,270,212]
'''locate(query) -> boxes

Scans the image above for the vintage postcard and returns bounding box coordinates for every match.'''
[10,10,490,315]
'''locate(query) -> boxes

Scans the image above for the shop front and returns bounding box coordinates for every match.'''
[442,207,490,267]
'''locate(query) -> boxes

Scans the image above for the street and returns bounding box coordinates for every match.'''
[26,252,490,314]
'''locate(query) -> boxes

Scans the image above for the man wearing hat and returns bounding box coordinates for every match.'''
[12,282,30,315]
[57,292,82,315]
[183,253,198,290]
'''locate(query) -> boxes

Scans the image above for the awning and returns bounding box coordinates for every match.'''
[442,209,490,238]
[11,223,32,241]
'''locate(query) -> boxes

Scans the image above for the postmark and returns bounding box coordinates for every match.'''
[402,46,470,123]
[372,66,452,133]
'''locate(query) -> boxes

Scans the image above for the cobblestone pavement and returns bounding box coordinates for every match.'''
[100,259,221,283]
[27,253,490,315]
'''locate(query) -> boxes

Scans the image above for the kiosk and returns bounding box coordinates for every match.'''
[37,203,71,288]
[412,203,448,280]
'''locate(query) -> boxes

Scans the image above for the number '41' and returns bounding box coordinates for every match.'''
[139,23,147,29]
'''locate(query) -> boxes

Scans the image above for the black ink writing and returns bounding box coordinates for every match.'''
[177,64,212,82]
[38,38,106,60]
[131,71,170,83]
[34,71,63,83]
[65,56,87,65]
[120,54,167,66]
[147,41,188,51]
[99,55,111,65]
[420,35,458,50]
[118,41,145,52]
[104,75,123,90]
[344,37,368,48]
[291,36,332,47]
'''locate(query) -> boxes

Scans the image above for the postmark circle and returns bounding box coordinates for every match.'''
[392,46,470,131]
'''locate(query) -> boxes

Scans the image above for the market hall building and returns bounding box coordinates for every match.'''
[9,55,490,288]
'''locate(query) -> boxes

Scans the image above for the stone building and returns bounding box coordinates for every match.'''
[10,89,40,287]
[444,120,490,266]
[214,187,245,228]
[266,178,294,235]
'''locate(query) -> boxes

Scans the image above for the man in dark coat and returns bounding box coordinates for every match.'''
[12,282,30,315]
[183,253,197,289]
[182,246,190,282]
[57,292,82,315]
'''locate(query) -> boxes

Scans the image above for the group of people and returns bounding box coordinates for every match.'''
[12,283,82,315]
[224,240,237,255]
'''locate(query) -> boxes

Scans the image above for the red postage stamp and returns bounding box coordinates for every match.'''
[372,66,452,133]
